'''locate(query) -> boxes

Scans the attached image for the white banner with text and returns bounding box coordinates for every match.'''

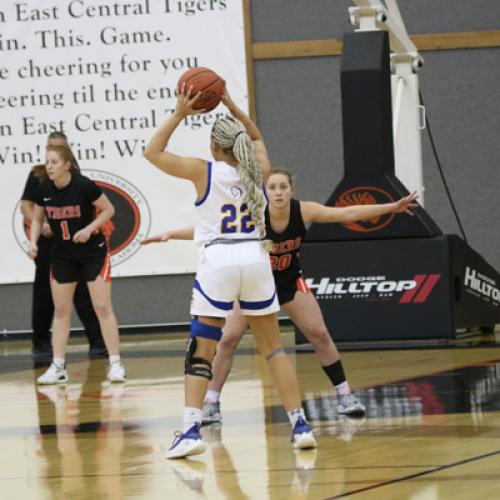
[0,0,248,283]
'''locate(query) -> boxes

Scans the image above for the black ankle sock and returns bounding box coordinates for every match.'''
[322,360,346,387]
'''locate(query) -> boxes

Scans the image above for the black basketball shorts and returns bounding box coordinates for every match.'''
[276,275,311,305]
[50,242,110,284]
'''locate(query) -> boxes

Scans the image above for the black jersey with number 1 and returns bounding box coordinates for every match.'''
[35,174,105,247]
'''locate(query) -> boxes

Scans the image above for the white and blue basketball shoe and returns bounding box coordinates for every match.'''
[291,417,317,450]
[165,424,206,459]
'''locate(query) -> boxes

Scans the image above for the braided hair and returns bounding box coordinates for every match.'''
[211,115,271,251]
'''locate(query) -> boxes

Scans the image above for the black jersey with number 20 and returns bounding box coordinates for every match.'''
[35,174,105,247]
[265,198,306,288]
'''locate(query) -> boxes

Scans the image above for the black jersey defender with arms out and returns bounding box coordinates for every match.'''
[265,198,309,305]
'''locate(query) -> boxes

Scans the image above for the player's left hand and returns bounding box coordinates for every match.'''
[73,227,92,244]
[220,86,235,111]
[41,222,53,238]
[394,192,419,215]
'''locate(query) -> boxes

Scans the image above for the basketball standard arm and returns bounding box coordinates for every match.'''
[351,0,425,203]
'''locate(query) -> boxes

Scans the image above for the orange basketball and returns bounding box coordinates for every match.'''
[177,67,225,112]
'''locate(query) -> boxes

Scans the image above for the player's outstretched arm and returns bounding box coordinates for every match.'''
[301,192,419,225]
[144,85,207,184]
[140,226,195,245]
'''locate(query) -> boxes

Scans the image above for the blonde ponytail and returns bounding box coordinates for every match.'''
[211,116,272,251]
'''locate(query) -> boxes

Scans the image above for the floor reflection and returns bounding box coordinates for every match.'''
[301,361,500,424]
[1,333,499,499]
[35,361,149,499]
[207,425,251,499]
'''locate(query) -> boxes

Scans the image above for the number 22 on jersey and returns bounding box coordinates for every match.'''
[220,203,255,234]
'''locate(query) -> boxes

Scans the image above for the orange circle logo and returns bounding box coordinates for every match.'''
[335,186,395,233]
[85,170,151,266]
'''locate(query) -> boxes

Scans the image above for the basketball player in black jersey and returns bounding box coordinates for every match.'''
[200,168,417,422]
[28,145,126,384]
[21,132,107,359]
[142,168,418,421]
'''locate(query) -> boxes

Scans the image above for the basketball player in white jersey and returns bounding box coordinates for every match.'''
[144,86,316,459]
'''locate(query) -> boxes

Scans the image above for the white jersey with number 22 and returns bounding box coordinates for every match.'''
[194,161,261,245]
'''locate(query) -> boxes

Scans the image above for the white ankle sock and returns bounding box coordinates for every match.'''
[335,381,351,396]
[205,390,220,403]
[183,407,202,432]
[109,355,121,364]
[53,357,65,369]
[287,408,306,427]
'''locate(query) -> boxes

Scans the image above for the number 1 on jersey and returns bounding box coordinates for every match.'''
[60,220,71,240]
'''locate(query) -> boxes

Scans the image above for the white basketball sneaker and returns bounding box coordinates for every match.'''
[107,361,127,382]
[337,394,366,416]
[37,363,68,385]
[291,417,317,450]
[202,400,222,425]
[165,424,206,459]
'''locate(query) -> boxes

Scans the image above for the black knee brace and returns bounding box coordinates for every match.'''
[184,337,213,380]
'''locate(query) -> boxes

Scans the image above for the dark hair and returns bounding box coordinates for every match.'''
[46,145,80,174]
[32,164,48,181]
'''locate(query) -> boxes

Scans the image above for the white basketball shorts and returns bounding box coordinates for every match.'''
[190,240,279,318]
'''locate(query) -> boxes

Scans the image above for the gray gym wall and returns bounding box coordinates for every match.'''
[1,0,499,333]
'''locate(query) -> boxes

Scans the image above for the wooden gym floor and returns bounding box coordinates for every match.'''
[1,328,499,499]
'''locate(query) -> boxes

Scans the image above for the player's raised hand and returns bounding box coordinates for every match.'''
[140,232,171,245]
[394,192,419,215]
[176,83,204,116]
[220,86,236,111]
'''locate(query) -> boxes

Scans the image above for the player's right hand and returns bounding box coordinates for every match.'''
[394,191,419,215]
[140,232,170,245]
[28,243,38,260]
[176,83,204,116]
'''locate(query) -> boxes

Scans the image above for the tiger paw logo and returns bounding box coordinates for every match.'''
[336,186,395,233]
